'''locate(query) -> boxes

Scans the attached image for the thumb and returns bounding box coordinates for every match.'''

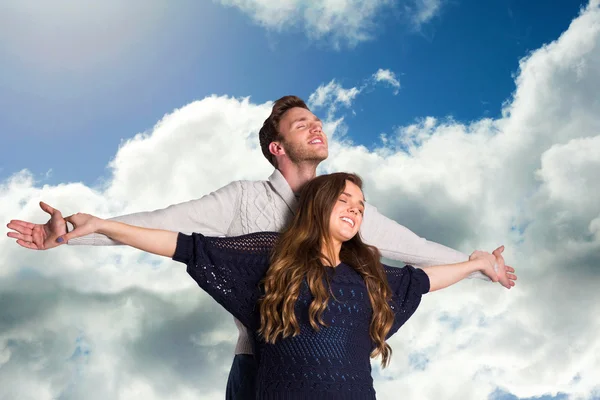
[56,234,68,244]
[57,215,77,244]
[492,245,505,255]
[40,201,59,217]
[56,230,77,244]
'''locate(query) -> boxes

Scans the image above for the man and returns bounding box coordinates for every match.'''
[7,95,517,399]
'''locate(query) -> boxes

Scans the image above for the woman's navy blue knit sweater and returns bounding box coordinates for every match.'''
[173,232,430,400]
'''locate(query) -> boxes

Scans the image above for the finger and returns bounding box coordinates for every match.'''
[505,265,515,273]
[492,245,505,255]
[40,201,60,216]
[7,220,35,232]
[57,230,77,244]
[7,231,34,242]
[507,273,517,281]
[16,239,39,250]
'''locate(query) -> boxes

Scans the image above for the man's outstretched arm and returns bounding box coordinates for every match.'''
[359,203,516,288]
[6,182,240,249]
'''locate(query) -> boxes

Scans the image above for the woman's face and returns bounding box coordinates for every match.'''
[328,180,365,244]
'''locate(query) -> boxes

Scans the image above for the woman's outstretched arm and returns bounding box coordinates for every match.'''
[422,252,498,292]
[58,213,177,257]
[385,251,501,338]
[59,214,277,330]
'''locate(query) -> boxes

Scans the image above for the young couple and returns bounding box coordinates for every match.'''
[7,96,517,399]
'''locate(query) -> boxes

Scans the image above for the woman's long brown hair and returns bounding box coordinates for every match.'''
[258,172,396,367]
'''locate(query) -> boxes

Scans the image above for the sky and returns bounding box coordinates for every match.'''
[1,0,599,399]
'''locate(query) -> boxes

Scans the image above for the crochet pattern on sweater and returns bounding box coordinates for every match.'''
[173,232,430,399]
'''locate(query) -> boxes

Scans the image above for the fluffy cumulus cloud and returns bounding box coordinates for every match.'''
[2,1,600,399]
[215,0,442,47]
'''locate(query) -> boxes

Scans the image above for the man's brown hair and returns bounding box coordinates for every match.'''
[259,95,309,167]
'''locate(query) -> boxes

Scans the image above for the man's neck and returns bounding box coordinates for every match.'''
[277,161,319,194]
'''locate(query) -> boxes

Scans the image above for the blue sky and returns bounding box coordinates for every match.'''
[0,0,585,187]
[2,1,600,399]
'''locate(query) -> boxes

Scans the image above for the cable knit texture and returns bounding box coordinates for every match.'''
[173,231,430,399]
[231,179,293,235]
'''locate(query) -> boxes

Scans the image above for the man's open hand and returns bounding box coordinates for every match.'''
[6,201,67,250]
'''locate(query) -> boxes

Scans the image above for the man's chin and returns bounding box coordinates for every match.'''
[311,152,328,162]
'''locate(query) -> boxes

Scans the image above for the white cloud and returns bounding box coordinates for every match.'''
[105,96,274,210]
[308,68,402,118]
[535,136,600,211]
[408,0,444,27]
[373,68,401,94]
[216,0,394,47]
[307,79,362,119]
[2,1,600,399]
[215,0,446,47]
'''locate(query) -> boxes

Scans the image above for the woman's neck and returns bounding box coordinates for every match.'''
[321,240,342,267]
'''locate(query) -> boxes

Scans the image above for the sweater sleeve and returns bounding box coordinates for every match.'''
[67,181,241,246]
[172,231,278,331]
[384,264,430,339]
[359,202,489,281]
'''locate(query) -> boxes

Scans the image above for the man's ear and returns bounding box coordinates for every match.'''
[268,141,286,158]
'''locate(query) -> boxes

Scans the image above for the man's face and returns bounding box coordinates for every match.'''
[277,107,329,164]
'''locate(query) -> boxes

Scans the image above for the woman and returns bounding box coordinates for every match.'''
[62,173,500,399]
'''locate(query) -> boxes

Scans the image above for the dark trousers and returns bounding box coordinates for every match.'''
[225,354,258,400]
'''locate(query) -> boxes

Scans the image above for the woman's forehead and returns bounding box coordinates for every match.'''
[343,180,365,202]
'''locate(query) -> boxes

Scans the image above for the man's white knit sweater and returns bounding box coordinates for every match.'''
[68,170,486,354]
